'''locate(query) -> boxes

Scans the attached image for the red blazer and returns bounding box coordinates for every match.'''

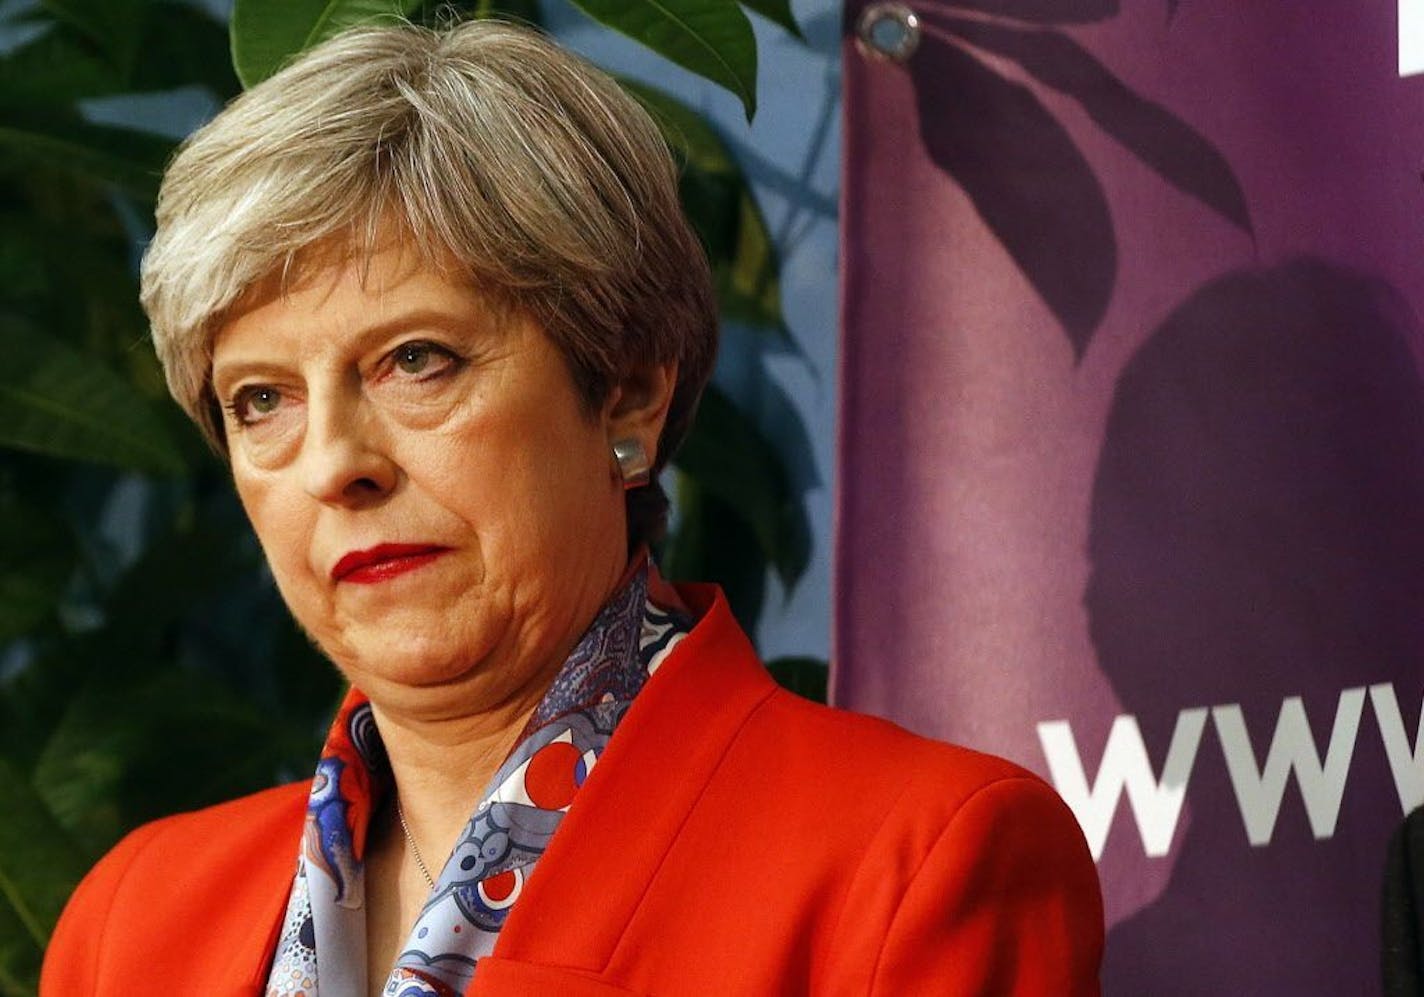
[42,585,1103,995]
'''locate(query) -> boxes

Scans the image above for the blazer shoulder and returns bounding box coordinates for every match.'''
[102,780,308,875]
[62,779,305,909]
[754,686,1044,803]
[849,771,1105,995]
[741,695,1103,994]
[41,782,307,996]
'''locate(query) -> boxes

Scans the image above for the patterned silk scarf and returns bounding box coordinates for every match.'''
[265,563,691,997]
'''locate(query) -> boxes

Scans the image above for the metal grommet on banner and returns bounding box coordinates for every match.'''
[855,2,921,63]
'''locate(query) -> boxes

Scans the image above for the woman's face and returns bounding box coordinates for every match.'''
[212,241,663,717]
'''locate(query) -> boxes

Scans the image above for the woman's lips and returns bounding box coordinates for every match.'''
[331,544,451,584]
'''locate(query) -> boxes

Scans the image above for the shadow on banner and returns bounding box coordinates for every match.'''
[838,1,1424,992]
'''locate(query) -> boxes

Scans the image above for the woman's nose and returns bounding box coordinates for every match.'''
[299,399,397,507]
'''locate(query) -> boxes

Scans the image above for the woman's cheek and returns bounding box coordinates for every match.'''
[235,407,306,470]
[232,474,313,604]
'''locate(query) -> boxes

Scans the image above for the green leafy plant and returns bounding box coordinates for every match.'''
[0,1,818,990]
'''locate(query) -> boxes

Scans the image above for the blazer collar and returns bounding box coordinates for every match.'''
[482,583,775,981]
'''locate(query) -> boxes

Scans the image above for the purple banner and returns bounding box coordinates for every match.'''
[836,1,1424,991]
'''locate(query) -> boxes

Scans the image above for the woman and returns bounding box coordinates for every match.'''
[40,20,1102,996]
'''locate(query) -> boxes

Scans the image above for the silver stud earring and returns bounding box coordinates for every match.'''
[612,438,651,490]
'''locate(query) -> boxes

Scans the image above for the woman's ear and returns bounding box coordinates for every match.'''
[604,360,678,460]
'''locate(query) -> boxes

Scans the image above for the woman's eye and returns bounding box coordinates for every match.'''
[389,341,458,378]
[249,388,281,413]
[395,343,432,374]
[228,386,283,425]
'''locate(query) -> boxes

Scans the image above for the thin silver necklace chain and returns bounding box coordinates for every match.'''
[395,797,438,890]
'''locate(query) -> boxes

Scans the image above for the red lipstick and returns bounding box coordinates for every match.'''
[331,544,450,584]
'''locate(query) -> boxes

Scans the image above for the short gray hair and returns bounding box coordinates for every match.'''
[141,19,717,545]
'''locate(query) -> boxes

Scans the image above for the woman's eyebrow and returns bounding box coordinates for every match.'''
[352,307,489,343]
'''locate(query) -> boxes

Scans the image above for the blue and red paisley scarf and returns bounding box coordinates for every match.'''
[264,562,691,997]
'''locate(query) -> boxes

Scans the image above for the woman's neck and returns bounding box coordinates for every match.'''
[370,696,537,863]
[362,695,541,994]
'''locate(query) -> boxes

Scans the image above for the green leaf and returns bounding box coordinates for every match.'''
[0,219,50,306]
[0,759,88,956]
[622,78,735,175]
[231,0,426,88]
[0,319,184,474]
[0,642,91,782]
[0,208,146,352]
[0,109,172,199]
[662,472,768,631]
[0,496,72,642]
[717,190,782,329]
[0,24,123,105]
[672,384,808,587]
[740,0,801,38]
[571,0,758,121]
[34,669,284,852]
[622,81,784,331]
[99,521,255,653]
[38,0,150,71]
[766,655,827,702]
[0,3,237,102]
[131,2,242,99]
[0,897,40,995]
[410,0,544,25]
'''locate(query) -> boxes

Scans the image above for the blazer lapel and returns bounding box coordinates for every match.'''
[225,799,306,994]
[230,883,292,994]
[487,584,776,979]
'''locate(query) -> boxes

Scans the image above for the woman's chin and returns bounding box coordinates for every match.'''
[327,632,500,697]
